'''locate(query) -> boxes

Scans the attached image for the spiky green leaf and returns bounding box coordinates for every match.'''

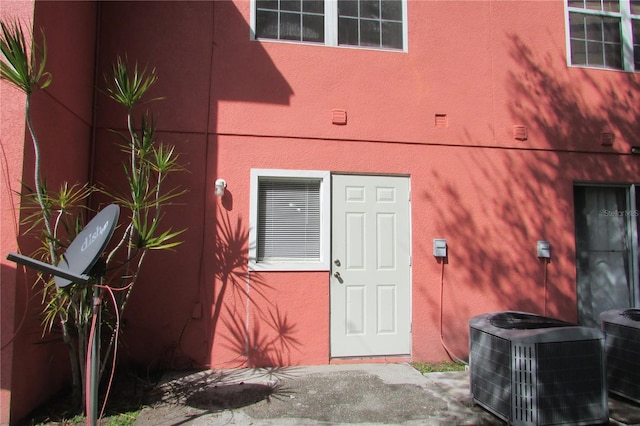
[0,20,51,94]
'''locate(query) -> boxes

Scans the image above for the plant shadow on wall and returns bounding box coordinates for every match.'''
[419,34,640,357]
[211,213,302,368]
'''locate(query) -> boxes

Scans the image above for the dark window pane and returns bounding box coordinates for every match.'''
[603,0,619,12]
[604,42,623,68]
[339,0,358,17]
[256,10,279,39]
[338,17,359,45]
[381,0,402,20]
[281,0,301,12]
[633,0,640,15]
[568,0,585,8]
[585,15,604,41]
[257,0,278,11]
[603,17,621,43]
[571,39,587,64]
[587,40,605,65]
[303,0,324,13]
[280,12,301,40]
[360,19,381,46]
[633,19,640,65]
[586,0,602,11]
[361,0,380,19]
[303,14,324,42]
[382,21,402,48]
[570,12,586,39]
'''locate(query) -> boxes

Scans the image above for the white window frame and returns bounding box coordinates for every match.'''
[565,0,638,71]
[250,0,408,52]
[249,169,331,271]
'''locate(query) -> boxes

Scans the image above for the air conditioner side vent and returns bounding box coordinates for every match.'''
[512,343,536,424]
[601,309,640,403]
[536,340,606,425]
[469,328,511,422]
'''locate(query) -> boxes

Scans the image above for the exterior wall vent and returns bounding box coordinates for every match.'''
[469,311,608,425]
[600,308,640,403]
[331,109,347,125]
[513,125,528,141]
[435,114,448,128]
[600,132,614,146]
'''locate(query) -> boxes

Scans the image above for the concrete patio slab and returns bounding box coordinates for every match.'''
[134,363,640,425]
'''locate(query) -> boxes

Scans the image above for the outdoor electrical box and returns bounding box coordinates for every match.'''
[433,239,447,258]
[537,240,551,258]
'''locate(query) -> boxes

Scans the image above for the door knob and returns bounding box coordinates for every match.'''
[333,271,343,284]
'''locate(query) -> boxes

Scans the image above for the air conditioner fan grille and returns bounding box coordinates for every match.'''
[603,322,640,402]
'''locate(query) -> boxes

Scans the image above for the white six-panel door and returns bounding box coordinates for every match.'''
[330,174,411,357]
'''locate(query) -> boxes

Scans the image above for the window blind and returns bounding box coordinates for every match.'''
[257,179,321,261]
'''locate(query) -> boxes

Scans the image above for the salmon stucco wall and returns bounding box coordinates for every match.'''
[0,3,34,423]
[89,0,640,371]
[207,0,640,362]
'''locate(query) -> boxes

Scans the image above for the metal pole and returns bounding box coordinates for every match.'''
[89,285,101,426]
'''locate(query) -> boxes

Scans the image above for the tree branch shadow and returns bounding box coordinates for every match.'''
[416,33,640,359]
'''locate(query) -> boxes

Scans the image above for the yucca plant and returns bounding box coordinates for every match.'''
[99,55,186,378]
[1,17,93,409]
[2,19,185,416]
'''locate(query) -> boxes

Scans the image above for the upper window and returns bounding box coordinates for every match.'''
[249,169,330,271]
[252,0,407,51]
[256,0,326,43]
[566,0,640,71]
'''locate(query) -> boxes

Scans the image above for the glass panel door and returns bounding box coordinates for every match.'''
[575,186,633,327]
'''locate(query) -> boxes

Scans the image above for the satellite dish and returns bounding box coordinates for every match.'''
[55,204,120,287]
[7,204,120,288]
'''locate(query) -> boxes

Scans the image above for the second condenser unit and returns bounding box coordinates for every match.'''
[469,311,608,426]
[600,308,640,404]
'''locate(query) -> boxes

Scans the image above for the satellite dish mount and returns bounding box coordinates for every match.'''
[6,204,120,426]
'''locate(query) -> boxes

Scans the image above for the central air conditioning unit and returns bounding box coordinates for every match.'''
[469,311,608,426]
[600,308,640,403]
